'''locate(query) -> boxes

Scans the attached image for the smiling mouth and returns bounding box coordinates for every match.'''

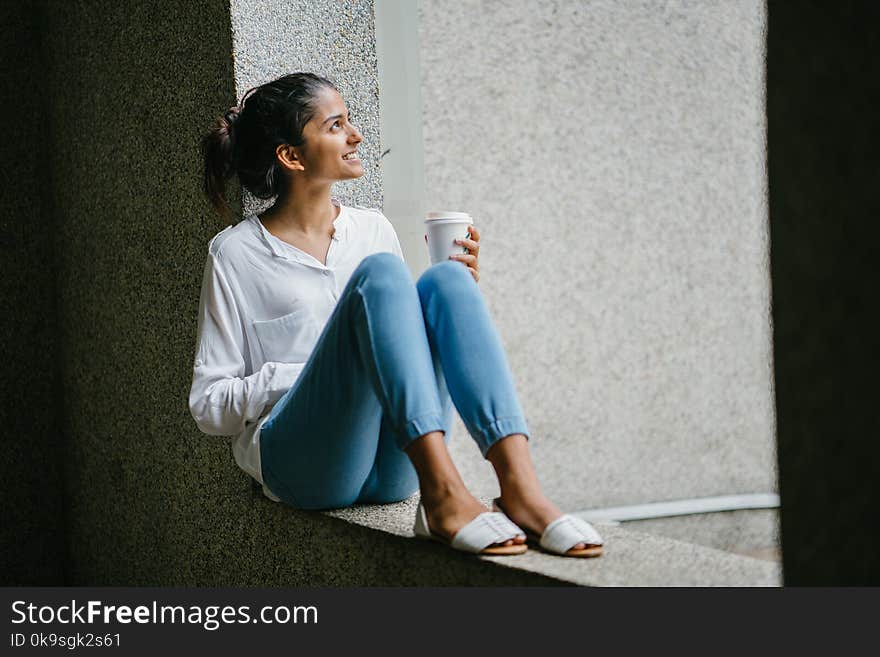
[342,152,360,161]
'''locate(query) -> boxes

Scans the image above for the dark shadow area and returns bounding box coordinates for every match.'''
[0,0,68,586]
[769,0,880,585]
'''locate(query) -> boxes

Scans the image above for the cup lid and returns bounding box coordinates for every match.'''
[423,218,473,226]
[426,211,471,221]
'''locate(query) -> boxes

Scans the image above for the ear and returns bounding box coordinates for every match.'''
[275,144,305,172]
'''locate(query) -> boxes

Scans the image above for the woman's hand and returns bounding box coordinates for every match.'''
[449,224,481,284]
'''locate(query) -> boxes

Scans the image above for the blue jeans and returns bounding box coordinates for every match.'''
[259,252,530,510]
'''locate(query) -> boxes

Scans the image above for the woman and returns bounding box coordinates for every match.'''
[190,72,602,557]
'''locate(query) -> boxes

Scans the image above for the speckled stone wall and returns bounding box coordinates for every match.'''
[419,1,777,510]
[0,2,66,585]
[37,0,240,584]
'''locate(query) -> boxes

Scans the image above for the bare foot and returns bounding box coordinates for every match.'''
[496,488,592,552]
[420,486,526,547]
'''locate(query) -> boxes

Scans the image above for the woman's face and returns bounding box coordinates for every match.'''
[295,86,364,182]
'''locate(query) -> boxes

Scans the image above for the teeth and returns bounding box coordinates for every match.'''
[343,152,358,160]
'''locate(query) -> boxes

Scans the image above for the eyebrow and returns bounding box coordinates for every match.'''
[322,110,350,126]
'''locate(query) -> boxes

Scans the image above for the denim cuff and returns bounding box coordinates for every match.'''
[467,415,531,457]
[396,412,447,452]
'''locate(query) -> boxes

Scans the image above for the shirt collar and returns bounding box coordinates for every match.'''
[251,196,350,261]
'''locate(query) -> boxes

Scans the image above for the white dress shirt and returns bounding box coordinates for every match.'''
[188,196,405,501]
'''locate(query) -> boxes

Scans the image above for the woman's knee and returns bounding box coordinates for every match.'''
[416,259,473,303]
[354,252,412,293]
[356,252,409,279]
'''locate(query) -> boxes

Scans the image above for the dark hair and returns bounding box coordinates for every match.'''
[201,72,338,220]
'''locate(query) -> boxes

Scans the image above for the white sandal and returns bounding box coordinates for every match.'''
[413,500,528,555]
[493,498,604,558]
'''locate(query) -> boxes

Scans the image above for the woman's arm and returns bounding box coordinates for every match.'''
[188,252,305,435]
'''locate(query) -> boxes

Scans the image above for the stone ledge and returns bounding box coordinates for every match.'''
[323,494,782,587]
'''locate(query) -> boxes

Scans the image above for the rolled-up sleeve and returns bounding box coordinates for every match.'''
[188,252,305,436]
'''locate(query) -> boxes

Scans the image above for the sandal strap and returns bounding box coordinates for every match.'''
[451,512,524,553]
[540,515,604,554]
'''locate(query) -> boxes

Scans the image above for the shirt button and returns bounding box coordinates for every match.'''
[323,270,331,277]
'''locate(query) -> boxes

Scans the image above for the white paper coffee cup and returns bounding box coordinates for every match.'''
[424,211,473,265]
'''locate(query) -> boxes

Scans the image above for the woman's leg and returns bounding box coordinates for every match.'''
[355,342,455,504]
[259,251,513,552]
[415,260,531,457]
[259,252,449,510]
[357,281,524,546]
[415,260,589,551]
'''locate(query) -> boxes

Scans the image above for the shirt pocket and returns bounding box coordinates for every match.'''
[252,306,320,364]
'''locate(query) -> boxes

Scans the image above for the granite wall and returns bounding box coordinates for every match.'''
[32,0,234,584]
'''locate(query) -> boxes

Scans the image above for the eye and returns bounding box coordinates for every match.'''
[331,113,353,130]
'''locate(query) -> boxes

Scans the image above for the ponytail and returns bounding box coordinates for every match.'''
[201,106,240,221]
